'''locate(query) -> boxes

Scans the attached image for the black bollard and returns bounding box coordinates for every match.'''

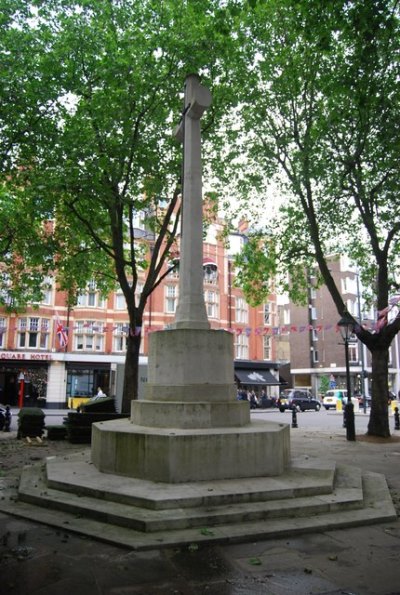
[291,406,298,428]
[4,405,11,432]
[345,401,356,441]
[394,407,400,431]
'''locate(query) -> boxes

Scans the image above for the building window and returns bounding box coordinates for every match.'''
[113,323,128,352]
[17,317,49,349]
[235,333,249,359]
[313,349,319,363]
[205,290,218,318]
[203,263,218,284]
[346,298,358,317]
[74,320,104,351]
[40,277,53,305]
[115,290,126,310]
[165,285,178,313]
[263,335,271,360]
[0,317,6,348]
[168,260,180,278]
[282,306,290,325]
[66,368,110,398]
[77,281,105,308]
[135,282,143,307]
[236,297,248,323]
[264,303,270,324]
[349,342,358,363]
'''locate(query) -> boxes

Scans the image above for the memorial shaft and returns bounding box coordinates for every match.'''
[173,74,211,330]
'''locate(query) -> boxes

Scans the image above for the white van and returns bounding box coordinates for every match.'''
[323,389,347,410]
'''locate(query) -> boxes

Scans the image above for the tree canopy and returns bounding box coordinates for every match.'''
[0,0,238,411]
[223,0,400,436]
[1,0,399,431]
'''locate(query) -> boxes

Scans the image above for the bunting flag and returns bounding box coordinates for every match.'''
[55,314,68,348]
[8,295,400,341]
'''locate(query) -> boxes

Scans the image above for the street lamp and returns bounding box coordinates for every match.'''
[338,312,356,441]
[18,372,25,409]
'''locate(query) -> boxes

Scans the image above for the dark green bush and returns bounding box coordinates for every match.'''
[18,407,45,418]
[80,397,116,413]
[17,408,45,438]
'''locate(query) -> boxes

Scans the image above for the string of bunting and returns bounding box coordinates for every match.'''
[0,319,397,337]
[1,295,398,338]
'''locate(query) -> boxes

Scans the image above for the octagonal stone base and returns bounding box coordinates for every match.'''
[131,399,250,429]
[91,418,290,483]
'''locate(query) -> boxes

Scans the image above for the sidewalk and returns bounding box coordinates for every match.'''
[1,425,399,594]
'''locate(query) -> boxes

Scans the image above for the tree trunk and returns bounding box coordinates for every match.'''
[367,347,390,438]
[121,332,142,415]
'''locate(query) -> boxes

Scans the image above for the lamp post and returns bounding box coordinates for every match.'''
[338,313,356,441]
[355,273,368,413]
[18,372,25,409]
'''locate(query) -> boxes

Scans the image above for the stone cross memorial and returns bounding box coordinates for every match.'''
[15,75,389,552]
[91,74,290,484]
[172,74,211,330]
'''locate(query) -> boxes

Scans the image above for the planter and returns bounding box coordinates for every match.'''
[17,408,45,439]
[64,412,127,444]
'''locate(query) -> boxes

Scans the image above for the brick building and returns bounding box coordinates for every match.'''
[0,218,284,409]
[287,255,400,399]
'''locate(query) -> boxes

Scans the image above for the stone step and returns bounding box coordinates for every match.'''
[2,468,396,551]
[18,457,364,533]
[43,452,338,510]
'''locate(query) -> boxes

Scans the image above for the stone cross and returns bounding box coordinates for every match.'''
[172,74,212,330]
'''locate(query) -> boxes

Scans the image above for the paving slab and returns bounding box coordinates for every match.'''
[1,425,399,595]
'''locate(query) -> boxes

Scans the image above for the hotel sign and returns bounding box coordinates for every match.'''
[0,352,53,361]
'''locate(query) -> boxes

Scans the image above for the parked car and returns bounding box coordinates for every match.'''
[278,389,321,412]
[358,391,396,408]
[323,389,348,410]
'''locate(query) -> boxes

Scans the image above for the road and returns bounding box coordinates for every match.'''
[8,404,399,437]
[251,405,375,435]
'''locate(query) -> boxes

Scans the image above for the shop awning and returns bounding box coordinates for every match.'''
[235,369,280,386]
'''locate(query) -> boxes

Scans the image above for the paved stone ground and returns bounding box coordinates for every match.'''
[1,426,400,595]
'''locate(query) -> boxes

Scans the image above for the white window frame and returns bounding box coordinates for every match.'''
[203,264,218,284]
[113,323,128,352]
[135,282,143,307]
[115,290,127,310]
[348,342,358,364]
[263,335,271,360]
[17,316,49,349]
[235,333,249,359]
[76,281,106,308]
[165,285,178,313]
[41,277,53,305]
[236,297,248,323]
[205,290,218,318]
[74,320,104,351]
[0,317,6,348]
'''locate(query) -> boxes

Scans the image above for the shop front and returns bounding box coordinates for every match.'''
[0,352,51,408]
[234,359,282,398]
[66,362,111,409]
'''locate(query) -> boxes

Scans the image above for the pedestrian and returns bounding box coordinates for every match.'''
[250,391,258,409]
[94,387,107,400]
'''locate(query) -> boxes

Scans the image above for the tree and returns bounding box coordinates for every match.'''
[226,0,400,437]
[2,0,237,413]
[0,0,64,305]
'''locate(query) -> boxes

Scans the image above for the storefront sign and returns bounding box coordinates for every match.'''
[0,352,53,361]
